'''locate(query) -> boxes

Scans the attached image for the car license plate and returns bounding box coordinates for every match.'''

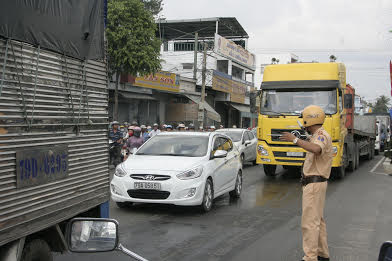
[287,152,303,157]
[134,182,161,190]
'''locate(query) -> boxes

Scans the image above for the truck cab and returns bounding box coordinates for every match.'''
[257,63,346,176]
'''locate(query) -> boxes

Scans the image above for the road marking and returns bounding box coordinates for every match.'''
[370,157,385,173]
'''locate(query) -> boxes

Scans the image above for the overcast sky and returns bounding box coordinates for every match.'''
[162,0,392,102]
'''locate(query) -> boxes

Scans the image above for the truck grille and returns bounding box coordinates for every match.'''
[270,129,307,141]
[130,174,171,181]
[128,190,170,200]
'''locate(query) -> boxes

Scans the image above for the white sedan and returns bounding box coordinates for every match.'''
[216,128,257,165]
[110,132,243,212]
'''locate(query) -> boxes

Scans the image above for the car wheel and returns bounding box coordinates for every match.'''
[116,202,133,208]
[230,171,242,199]
[200,179,214,213]
[21,239,53,261]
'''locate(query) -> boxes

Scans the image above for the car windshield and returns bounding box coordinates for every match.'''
[136,135,209,157]
[260,89,337,115]
[218,131,243,142]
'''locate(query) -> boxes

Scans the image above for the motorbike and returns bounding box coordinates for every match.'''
[67,218,149,261]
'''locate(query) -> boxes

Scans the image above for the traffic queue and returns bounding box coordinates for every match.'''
[108,121,235,168]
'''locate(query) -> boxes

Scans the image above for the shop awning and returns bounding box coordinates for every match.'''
[119,92,156,101]
[185,94,221,122]
[231,103,250,113]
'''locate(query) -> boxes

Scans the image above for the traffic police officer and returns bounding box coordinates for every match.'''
[280,105,332,261]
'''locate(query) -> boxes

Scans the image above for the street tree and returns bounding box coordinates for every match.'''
[141,0,163,15]
[369,95,391,113]
[107,0,161,120]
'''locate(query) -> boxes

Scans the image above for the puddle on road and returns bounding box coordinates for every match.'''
[215,169,302,209]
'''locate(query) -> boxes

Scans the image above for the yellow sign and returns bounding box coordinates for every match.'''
[134,71,180,92]
[214,33,256,69]
[212,70,247,104]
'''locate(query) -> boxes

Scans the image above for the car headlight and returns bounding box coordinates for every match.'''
[114,164,127,177]
[257,145,269,156]
[176,166,203,180]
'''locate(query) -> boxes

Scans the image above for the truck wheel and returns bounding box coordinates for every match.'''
[354,143,359,169]
[333,166,345,179]
[263,164,277,177]
[348,147,356,172]
[21,239,53,261]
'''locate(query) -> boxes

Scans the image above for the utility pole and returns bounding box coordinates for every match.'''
[199,42,207,128]
[193,32,198,80]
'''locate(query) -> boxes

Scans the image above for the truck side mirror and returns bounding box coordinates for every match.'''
[378,241,392,261]
[67,218,119,253]
[344,94,353,109]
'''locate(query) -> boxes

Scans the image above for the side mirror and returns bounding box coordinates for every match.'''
[67,218,119,253]
[378,241,392,261]
[213,150,228,159]
[244,140,251,146]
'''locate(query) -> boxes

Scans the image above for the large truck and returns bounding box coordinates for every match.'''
[256,62,376,178]
[0,1,110,260]
[375,115,391,155]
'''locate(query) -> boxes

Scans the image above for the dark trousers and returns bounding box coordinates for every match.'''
[110,146,121,167]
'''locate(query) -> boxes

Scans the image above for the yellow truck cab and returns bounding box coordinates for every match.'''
[257,62,375,178]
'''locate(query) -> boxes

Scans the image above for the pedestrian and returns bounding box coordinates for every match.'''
[149,123,161,138]
[141,125,150,142]
[178,123,186,131]
[209,126,216,132]
[126,127,144,155]
[108,121,123,167]
[280,105,332,261]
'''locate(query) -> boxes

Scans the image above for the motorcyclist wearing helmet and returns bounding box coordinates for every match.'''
[188,123,195,131]
[126,127,144,154]
[149,123,161,137]
[108,121,123,167]
[140,125,150,142]
[166,125,173,132]
[177,123,186,131]
[280,105,332,261]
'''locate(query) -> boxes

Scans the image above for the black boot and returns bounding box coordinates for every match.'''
[318,256,330,261]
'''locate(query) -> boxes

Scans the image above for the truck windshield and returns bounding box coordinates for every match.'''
[260,89,337,115]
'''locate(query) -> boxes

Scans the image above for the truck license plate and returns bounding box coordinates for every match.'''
[287,152,303,157]
[134,182,161,190]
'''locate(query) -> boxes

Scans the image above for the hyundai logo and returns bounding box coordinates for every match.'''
[144,175,155,180]
[291,130,302,138]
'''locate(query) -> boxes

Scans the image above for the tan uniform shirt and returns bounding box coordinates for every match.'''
[303,127,333,179]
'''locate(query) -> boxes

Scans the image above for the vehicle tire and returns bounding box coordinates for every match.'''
[252,159,257,166]
[348,146,356,172]
[333,166,345,179]
[199,179,214,213]
[21,239,53,261]
[263,164,277,177]
[230,171,242,199]
[354,142,359,169]
[282,165,289,170]
[116,202,133,208]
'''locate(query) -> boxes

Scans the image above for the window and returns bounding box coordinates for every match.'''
[212,137,233,155]
[248,131,255,140]
[182,63,193,70]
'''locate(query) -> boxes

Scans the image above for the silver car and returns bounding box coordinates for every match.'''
[216,128,257,165]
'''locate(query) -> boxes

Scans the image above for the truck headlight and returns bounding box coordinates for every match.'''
[332,146,338,157]
[114,164,127,177]
[258,145,269,156]
[177,166,203,180]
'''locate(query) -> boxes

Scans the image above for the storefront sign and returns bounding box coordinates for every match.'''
[212,70,247,104]
[214,33,256,69]
[134,71,180,92]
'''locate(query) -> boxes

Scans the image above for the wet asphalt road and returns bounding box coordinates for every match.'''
[55,156,392,261]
